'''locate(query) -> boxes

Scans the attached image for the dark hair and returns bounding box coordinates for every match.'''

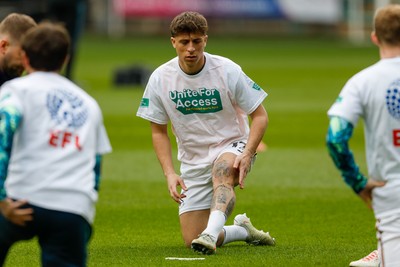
[0,13,36,44]
[21,22,70,71]
[170,11,208,37]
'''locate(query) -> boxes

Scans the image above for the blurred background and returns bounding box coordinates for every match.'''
[0,0,397,41]
[1,0,397,82]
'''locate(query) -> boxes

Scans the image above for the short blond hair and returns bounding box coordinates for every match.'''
[374,4,400,45]
[0,13,37,44]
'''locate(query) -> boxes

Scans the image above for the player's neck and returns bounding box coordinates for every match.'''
[179,56,206,75]
[379,46,400,59]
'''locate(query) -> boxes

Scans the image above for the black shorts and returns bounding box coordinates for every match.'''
[0,203,92,267]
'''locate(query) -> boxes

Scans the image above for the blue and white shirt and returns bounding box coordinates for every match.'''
[0,72,112,224]
[328,58,400,216]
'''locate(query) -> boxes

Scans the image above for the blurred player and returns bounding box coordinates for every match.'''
[137,11,275,255]
[0,13,36,85]
[327,4,400,267]
[0,22,111,266]
[257,140,267,152]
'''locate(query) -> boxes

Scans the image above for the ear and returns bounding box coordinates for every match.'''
[371,31,380,46]
[0,39,9,55]
[204,35,208,47]
[171,37,176,48]
[62,55,70,70]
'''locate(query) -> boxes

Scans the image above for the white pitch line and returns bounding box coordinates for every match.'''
[165,257,205,261]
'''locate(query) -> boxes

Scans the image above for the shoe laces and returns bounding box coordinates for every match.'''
[361,250,378,262]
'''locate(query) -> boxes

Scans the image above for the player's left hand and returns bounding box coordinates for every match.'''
[358,179,386,209]
[233,150,254,189]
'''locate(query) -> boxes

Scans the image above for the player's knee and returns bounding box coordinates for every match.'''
[212,163,237,185]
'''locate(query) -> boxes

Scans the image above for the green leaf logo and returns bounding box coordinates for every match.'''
[140,98,149,107]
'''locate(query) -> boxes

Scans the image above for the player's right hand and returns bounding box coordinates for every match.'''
[358,179,386,209]
[166,173,187,204]
[0,198,34,226]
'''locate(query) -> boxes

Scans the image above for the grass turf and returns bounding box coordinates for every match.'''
[4,35,378,266]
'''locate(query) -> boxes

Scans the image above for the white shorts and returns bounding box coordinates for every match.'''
[178,140,252,215]
[376,213,400,267]
[373,179,400,267]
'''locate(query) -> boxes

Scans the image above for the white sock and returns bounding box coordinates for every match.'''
[222,225,248,246]
[202,210,227,240]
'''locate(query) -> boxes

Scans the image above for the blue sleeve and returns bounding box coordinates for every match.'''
[94,154,102,191]
[0,106,22,200]
[326,116,367,194]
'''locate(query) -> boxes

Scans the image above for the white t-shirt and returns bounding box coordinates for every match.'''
[328,58,400,216]
[328,58,400,182]
[0,72,112,224]
[137,52,267,165]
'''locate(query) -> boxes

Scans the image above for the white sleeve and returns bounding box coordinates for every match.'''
[96,123,112,155]
[0,84,23,114]
[328,77,363,126]
[136,72,169,124]
[233,70,268,114]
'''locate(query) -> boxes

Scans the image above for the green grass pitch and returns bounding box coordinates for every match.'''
[4,34,378,266]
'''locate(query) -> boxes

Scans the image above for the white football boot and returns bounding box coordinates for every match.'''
[191,233,217,255]
[234,213,276,246]
[349,250,380,267]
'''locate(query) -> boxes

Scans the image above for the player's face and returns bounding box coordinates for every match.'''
[0,41,24,79]
[171,32,208,75]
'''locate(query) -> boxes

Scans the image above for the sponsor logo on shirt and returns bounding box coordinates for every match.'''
[252,83,262,91]
[244,73,261,91]
[140,98,149,107]
[169,88,222,115]
[335,96,343,103]
[46,89,88,150]
[386,79,400,120]
[385,79,400,147]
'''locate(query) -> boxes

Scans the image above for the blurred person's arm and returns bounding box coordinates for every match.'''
[0,105,33,226]
[0,105,21,201]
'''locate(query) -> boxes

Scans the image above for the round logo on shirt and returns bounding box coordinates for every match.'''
[386,79,400,120]
[47,89,88,128]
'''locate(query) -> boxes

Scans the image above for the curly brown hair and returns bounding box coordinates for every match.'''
[170,11,208,37]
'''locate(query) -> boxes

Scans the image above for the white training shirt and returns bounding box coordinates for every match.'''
[328,58,400,183]
[137,52,267,165]
[0,72,112,224]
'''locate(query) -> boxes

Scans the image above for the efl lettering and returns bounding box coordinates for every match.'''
[49,131,60,147]
[75,136,82,151]
[393,129,400,146]
[62,132,72,148]
[49,131,82,150]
